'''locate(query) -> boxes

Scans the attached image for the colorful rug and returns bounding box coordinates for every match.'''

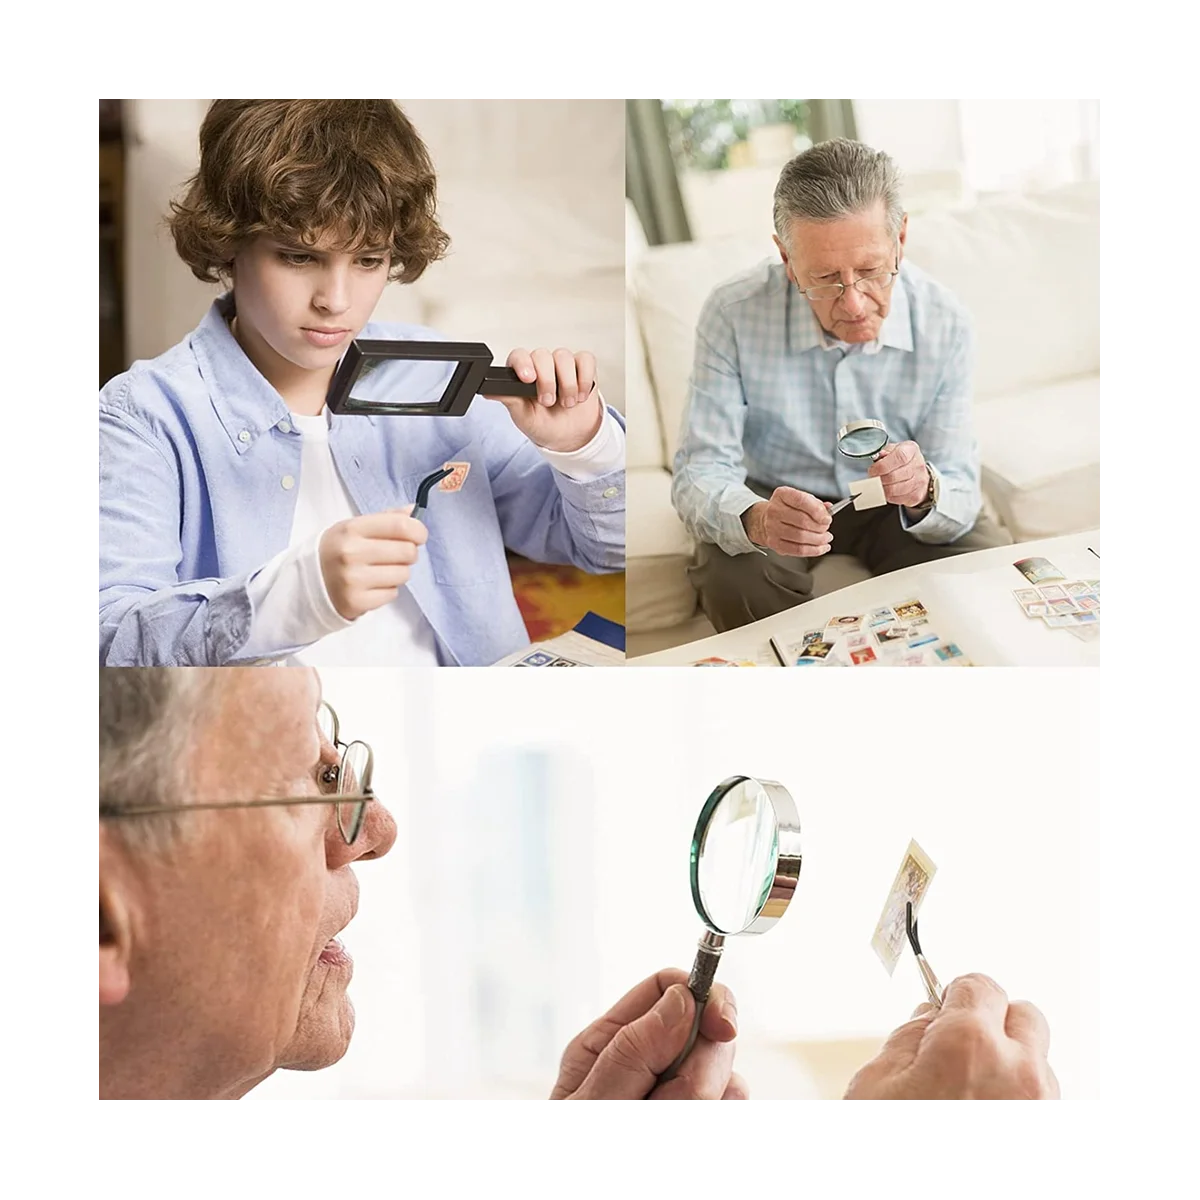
[507,553,625,642]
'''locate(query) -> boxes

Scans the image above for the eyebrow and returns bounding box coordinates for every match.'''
[276,241,391,257]
[809,260,885,279]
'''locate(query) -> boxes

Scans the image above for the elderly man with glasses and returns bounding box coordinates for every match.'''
[98,667,747,1100]
[672,138,1011,632]
[99,668,1056,1100]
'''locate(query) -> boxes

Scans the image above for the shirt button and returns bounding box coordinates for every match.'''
[276,418,292,433]
[602,486,619,499]
[238,429,251,443]
[281,475,295,490]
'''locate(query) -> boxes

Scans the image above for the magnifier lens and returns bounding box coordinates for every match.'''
[838,425,889,457]
[695,779,780,934]
[349,357,460,409]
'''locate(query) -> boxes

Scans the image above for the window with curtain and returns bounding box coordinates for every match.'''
[627,99,856,247]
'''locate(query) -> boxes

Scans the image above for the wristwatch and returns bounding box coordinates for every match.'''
[914,463,940,512]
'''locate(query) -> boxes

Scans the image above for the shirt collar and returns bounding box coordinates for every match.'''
[788,263,915,357]
[189,294,303,454]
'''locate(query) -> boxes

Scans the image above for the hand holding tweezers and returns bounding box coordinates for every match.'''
[906,900,944,1009]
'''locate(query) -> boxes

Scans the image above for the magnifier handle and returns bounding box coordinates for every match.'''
[656,932,724,1088]
[481,367,538,399]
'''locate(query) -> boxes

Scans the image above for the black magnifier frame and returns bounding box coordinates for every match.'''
[325,339,537,417]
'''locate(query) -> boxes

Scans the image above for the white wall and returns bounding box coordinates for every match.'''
[855,98,964,175]
[251,667,1082,1100]
[122,100,626,410]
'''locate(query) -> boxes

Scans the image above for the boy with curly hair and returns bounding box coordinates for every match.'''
[100,100,625,666]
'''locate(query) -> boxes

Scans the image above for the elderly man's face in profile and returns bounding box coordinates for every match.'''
[774,200,907,344]
[99,669,397,1099]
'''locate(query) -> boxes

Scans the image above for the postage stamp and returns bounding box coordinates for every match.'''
[871,839,938,976]
[439,461,471,492]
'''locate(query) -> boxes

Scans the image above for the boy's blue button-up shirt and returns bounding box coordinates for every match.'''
[100,297,625,666]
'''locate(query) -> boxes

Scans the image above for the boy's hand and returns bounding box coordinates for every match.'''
[484,348,603,453]
[318,509,428,621]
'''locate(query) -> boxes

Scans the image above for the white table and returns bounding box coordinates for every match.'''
[631,530,1101,667]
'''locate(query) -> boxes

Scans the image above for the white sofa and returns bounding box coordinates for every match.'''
[625,183,1100,654]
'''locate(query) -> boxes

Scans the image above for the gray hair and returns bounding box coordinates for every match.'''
[99,669,219,845]
[773,138,904,244]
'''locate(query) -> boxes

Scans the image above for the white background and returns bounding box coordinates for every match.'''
[251,668,1081,1100]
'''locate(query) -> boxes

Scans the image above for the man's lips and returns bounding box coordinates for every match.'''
[318,937,353,968]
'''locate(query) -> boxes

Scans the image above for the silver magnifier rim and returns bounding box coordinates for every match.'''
[837,418,889,458]
[689,775,803,937]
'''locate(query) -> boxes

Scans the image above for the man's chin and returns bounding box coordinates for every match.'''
[281,978,357,1072]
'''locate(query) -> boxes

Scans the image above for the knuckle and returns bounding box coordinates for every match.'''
[1012,1056,1049,1099]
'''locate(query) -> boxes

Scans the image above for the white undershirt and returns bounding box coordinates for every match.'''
[240,405,624,665]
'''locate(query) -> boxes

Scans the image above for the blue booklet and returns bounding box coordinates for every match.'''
[572,611,625,652]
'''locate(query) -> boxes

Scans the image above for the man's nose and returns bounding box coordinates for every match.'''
[313,268,352,316]
[350,800,397,862]
[838,284,866,317]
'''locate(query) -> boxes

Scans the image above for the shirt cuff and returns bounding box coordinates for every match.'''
[535,399,625,481]
[240,532,352,661]
[719,485,768,556]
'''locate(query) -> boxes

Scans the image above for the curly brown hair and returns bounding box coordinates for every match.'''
[168,100,450,285]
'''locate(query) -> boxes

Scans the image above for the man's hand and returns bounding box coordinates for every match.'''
[551,969,747,1100]
[484,348,602,453]
[742,488,832,557]
[867,441,930,509]
[318,509,428,621]
[844,973,1059,1100]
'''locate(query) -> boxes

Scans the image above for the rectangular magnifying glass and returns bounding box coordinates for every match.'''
[325,340,538,417]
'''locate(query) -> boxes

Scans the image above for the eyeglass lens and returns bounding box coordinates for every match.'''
[337,740,371,843]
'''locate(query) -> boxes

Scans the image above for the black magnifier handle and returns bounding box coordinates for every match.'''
[480,367,538,398]
[480,367,600,401]
[656,930,725,1087]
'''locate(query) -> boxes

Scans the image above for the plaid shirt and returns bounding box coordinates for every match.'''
[671,258,981,555]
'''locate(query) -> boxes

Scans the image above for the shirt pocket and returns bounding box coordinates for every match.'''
[401,440,508,586]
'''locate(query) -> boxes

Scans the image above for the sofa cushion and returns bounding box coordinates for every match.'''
[626,468,697,630]
[626,293,665,469]
[634,236,766,463]
[627,467,693,560]
[976,373,1100,540]
[905,185,1099,400]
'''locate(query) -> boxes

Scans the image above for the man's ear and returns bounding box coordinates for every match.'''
[897,212,908,260]
[772,234,794,284]
[100,828,133,1007]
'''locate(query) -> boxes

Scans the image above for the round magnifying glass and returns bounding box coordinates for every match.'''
[658,775,802,1084]
[837,419,889,460]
